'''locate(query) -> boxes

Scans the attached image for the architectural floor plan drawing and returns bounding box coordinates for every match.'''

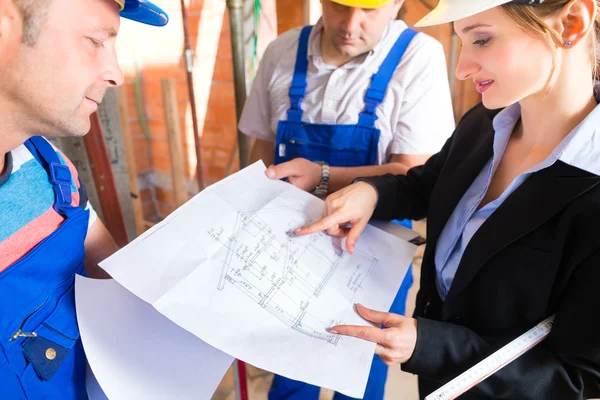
[100,161,418,399]
[211,205,378,345]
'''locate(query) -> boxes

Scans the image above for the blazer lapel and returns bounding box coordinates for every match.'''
[426,111,496,248]
[446,161,600,303]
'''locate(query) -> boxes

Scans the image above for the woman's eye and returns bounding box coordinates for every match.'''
[472,38,491,47]
[89,38,105,48]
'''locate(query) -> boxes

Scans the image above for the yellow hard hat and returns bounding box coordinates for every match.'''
[330,0,393,9]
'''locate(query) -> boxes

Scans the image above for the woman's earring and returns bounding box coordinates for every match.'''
[564,41,572,47]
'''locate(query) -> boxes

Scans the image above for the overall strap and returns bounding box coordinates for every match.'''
[23,136,73,215]
[358,28,419,128]
[287,26,313,123]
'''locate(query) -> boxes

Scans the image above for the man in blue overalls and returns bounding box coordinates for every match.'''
[239,0,455,398]
[0,0,167,398]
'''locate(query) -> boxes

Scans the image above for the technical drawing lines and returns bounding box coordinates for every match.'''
[211,204,378,346]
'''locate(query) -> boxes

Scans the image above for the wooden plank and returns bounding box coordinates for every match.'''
[160,78,188,208]
[97,88,138,241]
[84,112,129,247]
[116,87,146,237]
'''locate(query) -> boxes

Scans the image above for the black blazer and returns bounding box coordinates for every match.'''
[366,103,600,399]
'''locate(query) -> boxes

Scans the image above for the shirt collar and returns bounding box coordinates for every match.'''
[558,88,600,176]
[491,102,521,135]
[368,22,392,55]
[491,87,600,177]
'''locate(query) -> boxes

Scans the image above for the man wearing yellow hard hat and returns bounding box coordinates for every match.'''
[0,0,166,398]
[239,0,454,398]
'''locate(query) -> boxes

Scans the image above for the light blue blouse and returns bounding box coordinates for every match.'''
[434,100,600,300]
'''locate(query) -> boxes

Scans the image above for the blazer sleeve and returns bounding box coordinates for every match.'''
[402,248,600,399]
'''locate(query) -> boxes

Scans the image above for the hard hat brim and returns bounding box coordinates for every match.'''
[330,0,393,9]
[120,0,169,26]
[415,0,512,27]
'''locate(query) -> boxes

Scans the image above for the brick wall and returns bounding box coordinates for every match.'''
[116,0,276,222]
[276,0,304,34]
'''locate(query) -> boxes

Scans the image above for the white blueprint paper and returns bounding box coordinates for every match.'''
[100,161,417,398]
[75,276,233,400]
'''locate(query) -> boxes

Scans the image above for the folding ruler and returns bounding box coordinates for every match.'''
[425,315,555,400]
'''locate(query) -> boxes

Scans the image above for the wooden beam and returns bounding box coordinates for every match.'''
[97,88,139,241]
[84,112,129,247]
[116,87,146,236]
[161,78,188,208]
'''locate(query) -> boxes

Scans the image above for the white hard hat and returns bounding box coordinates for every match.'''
[415,0,546,27]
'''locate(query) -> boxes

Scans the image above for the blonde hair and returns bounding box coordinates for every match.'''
[501,0,600,83]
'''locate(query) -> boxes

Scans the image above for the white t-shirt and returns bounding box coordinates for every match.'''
[239,18,456,165]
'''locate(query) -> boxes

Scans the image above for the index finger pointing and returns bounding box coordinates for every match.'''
[355,304,405,327]
[296,214,348,236]
[329,324,388,345]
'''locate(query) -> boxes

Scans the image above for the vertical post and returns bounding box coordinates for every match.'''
[84,112,129,247]
[304,0,321,25]
[225,3,251,397]
[227,0,252,169]
[448,31,459,118]
[180,0,206,191]
[161,79,189,208]
[116,87,146,236]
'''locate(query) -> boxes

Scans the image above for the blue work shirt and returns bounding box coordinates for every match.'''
[434,98,600,300]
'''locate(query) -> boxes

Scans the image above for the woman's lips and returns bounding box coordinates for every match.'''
[475,80,494,93]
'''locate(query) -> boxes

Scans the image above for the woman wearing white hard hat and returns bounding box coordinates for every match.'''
[297,0,600,398]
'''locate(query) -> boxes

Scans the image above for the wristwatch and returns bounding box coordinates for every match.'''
[312,162,330,199]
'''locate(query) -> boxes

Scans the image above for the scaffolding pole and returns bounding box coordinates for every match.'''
[227,0,252,170]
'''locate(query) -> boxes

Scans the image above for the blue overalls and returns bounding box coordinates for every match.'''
[270,26,418,400]
[0,137,88,399]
